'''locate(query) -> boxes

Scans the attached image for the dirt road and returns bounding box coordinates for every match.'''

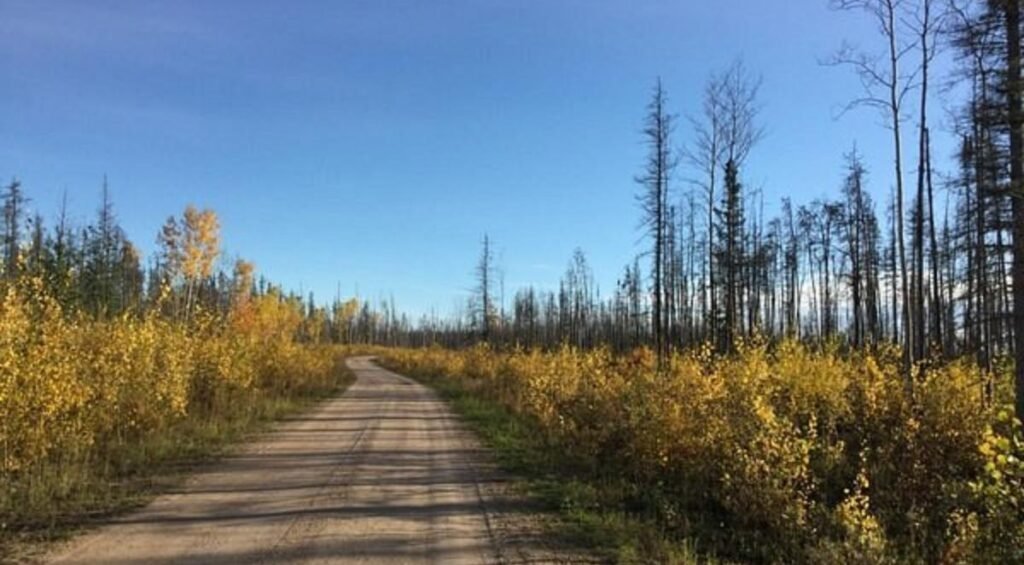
[44,356,579,564]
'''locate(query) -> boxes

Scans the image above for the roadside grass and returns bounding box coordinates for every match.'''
[0,358,356,563]
[377,357,719,565]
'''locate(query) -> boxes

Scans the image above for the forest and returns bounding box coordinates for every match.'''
[2,0,1024,563]
[400,0,1024,394]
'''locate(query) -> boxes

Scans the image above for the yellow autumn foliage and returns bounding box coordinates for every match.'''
[0,276,344,522]
[383,343,1024,562]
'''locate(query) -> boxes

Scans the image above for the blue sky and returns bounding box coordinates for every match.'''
[1,1,955,318]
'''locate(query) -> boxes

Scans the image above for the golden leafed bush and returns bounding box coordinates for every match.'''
[0,278,342,482]
[384,342,1023,563]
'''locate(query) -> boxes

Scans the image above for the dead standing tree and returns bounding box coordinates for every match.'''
[475,234,496,343]
[829,0,918,380]
[636,79,677,364]
[999,0,1024,425]
[716,60,763,351]
[687,74,727,344]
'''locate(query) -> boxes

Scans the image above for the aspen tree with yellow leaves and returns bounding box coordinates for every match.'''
[180,205,220,322]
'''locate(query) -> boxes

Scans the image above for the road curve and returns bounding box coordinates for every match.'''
[44,356,576,564]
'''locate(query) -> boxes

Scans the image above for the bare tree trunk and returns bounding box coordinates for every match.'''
[835,0,915,369]
[925,128,944,352]
[637,80,675,364]
[891,189,900,344]
[912,0,936,360]
[1002,0,1024,421]
[882,1,912,376]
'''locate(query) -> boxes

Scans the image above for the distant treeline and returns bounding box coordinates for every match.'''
[0,177,417,345]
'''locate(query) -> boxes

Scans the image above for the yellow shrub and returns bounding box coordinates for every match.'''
[382,342,1018,562]
[0,277,342,480]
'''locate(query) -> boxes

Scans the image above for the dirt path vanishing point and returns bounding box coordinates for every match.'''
[43,356,588,565]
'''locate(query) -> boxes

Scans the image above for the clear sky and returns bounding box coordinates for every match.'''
[1,1,956,318]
